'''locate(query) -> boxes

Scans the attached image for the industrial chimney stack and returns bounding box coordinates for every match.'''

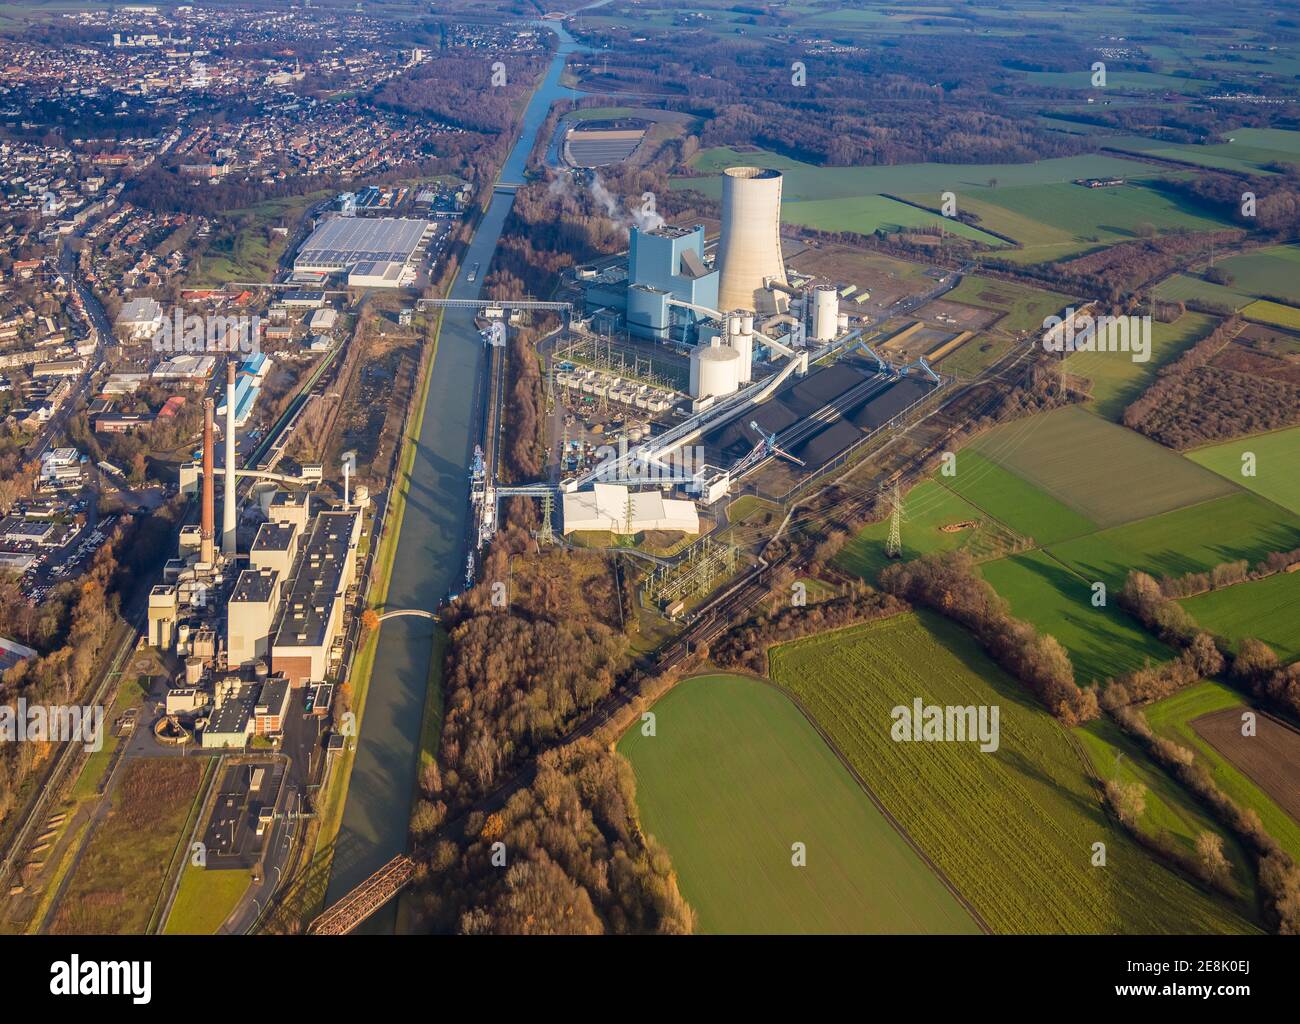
[222,360,237,557]
[200,398,215,565]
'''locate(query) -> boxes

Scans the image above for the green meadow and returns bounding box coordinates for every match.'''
[766,613,1257,934]
[978,550,1172,684]
[619,674,980,934]
[1181,570,1300,663]
[1186,426,1300,514]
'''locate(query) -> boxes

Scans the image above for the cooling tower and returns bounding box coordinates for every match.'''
[717,167,787,313]
[200,398,215,566]
[222,361,237,556]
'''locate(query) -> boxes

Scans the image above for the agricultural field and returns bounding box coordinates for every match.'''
[834,478,1025,582]
[1064,312,1220,421]
[1076,719,1257,911]
[1104,128,1300,176]
[969,405,1236,527]
[1208,245,1300,306]
[1047,492,1300,589]
[945,180,1231,266]
[930,332,1014,379]
[978,550,1172,685]
[1180,570,1300,664]
[942,449,1097,545]
[782,194,1007,246]
[766,612,1257,933]
[1147,683,1300,864]
[680,148,1159,205]
[1242,299,1300,331]
[1187,426,1300,514]
[47,758,205,935]
[619,674,980,934]
[1194,708,1300,827]
[941,275,1074,335]
[1154,273,1255,310]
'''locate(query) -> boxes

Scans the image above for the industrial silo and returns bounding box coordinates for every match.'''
[690,337,741,400]
[717,167,787,313]
[812,285,840,341]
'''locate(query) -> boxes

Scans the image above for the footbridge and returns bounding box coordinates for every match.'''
[374,609,438,623]
[307,854,415,935]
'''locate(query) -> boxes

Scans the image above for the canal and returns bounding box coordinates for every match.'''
[322,21,589,930]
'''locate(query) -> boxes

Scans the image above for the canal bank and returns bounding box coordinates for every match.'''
[321,22,591,931]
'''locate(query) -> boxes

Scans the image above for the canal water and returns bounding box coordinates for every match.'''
[323,21,590,930]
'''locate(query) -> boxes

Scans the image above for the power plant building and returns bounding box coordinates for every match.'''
[625,224,718,342]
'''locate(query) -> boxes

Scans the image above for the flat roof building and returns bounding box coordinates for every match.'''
[270,509,360,686]
[294,216,431,276]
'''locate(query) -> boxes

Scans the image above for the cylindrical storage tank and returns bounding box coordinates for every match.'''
[254,660,269,681]
[813,285,840,342]
[731,325,753,384]
[717,167,787,313]
[690,339,741,399]
[185,657,204,686]
[838,312,850,333]
[353,484,371,510]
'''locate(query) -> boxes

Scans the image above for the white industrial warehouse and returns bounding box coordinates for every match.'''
[294,216,432,277]
[561,483,700,535]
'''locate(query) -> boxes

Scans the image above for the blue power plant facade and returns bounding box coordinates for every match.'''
[625,224,718,342]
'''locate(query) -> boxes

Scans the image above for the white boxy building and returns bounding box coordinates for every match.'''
[562,482,699,536]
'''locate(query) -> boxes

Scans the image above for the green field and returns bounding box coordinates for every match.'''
[1243,299,1300,330]
[979,550,1173,685]
[943,275,1074,334]
[835,478,1025,582]
[1187,426,1300,514]
[1147,682,1300,863]
[1021,68,1214,92]
[1106,129,1300,175]
[48,759,205,935]
[1076,719,1257,909]
[969,405,1236,527]
[681,148,1160,203]
[766,612,1256,933]
[948,180,1230,265]
[1154,273,1254,310]
[1047,492,1300,588]
[1064,312,1220,420]
[941,449,1097,545]
[619,674,980,933]
[163,865,252,935]
[783,194,1007,246]
[1211,246,1300,305]
[1181,570,1300,663]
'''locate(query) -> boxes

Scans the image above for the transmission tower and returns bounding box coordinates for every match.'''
[624,493,635,535]
[539,492,554,546]
[885,479,904,559]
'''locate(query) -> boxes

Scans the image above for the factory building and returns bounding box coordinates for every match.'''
[562,482,700,536]
[227,567,281,667]
[269,508,361,686]
[625,224,718,342]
